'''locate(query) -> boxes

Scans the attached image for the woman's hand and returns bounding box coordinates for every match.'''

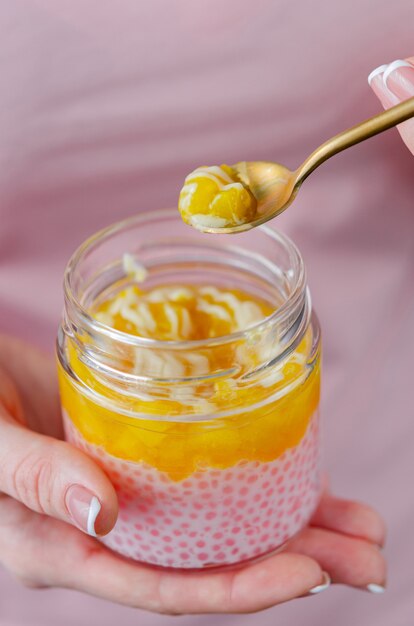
[0,335,386,614]
[369,57,414,154]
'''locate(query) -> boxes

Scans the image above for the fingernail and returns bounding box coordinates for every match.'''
[308,571,331,595]
[366,583,386,594]
[367,64,389,86]
[65,485,102,537]
[368,62,399,108]
[383,59,414,100]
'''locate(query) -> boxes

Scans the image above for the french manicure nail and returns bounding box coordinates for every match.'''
[367,64,389,86]
[383,59,414,100]
[65,484,102,537]
[308,571,331,595]
[368,62,399,108]
[366,583,386,594]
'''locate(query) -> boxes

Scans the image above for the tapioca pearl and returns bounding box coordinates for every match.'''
[262,520,271,529]
[163,545,174,554]
[197,553,209,562]
[213,531,223,540]
[247,537,257,546]
[180,552,190,560]
[225,538,235,547]
[196,540,206,548]
[162,535,172,543]
[212,544,221,552]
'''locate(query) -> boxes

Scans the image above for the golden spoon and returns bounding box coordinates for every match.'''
[193,96,414,234]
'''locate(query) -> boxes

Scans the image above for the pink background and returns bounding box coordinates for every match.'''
[0,1,414,624]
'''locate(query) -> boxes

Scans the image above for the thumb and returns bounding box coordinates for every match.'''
[0,407,118,537]
[368,57,414,155]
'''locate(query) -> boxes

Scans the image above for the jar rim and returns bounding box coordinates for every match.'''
[64,209,306,350]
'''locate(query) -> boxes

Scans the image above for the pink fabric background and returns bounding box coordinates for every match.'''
[1,0,414,624]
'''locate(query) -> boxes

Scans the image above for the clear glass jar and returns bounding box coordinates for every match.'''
[57,209,321,570]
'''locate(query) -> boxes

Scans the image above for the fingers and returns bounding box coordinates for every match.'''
[368,57,414,155]
[0,408,118,536]
[286,527,386,592]
[72,544,326,613]
[0,493,329,613]
[310,492,386,547]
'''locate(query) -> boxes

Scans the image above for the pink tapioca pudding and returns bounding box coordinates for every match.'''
[64,412,320,568]
[57,210,322,569]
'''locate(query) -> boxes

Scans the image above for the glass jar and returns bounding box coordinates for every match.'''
[57,209,321,570]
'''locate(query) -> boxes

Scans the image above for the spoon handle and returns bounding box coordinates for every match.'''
[296,96,414,183]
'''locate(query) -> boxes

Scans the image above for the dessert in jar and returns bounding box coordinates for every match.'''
[57,209,321,569]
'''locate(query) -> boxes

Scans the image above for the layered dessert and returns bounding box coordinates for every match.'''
[59,257,321,569]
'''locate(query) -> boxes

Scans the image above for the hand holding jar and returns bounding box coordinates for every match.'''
[0,210,387,614]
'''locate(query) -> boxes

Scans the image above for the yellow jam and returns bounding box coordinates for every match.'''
[58,282,319,480]
[178,165,257,230]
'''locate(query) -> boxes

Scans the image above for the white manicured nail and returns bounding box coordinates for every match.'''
[383,60,413,89]
[308,571,331,594]
[87,496,102,537]
[367,583,386,594]
[368,64,388,86]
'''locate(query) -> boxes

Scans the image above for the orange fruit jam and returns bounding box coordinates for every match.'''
[58,283,319,480]
[178,165,257,230]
